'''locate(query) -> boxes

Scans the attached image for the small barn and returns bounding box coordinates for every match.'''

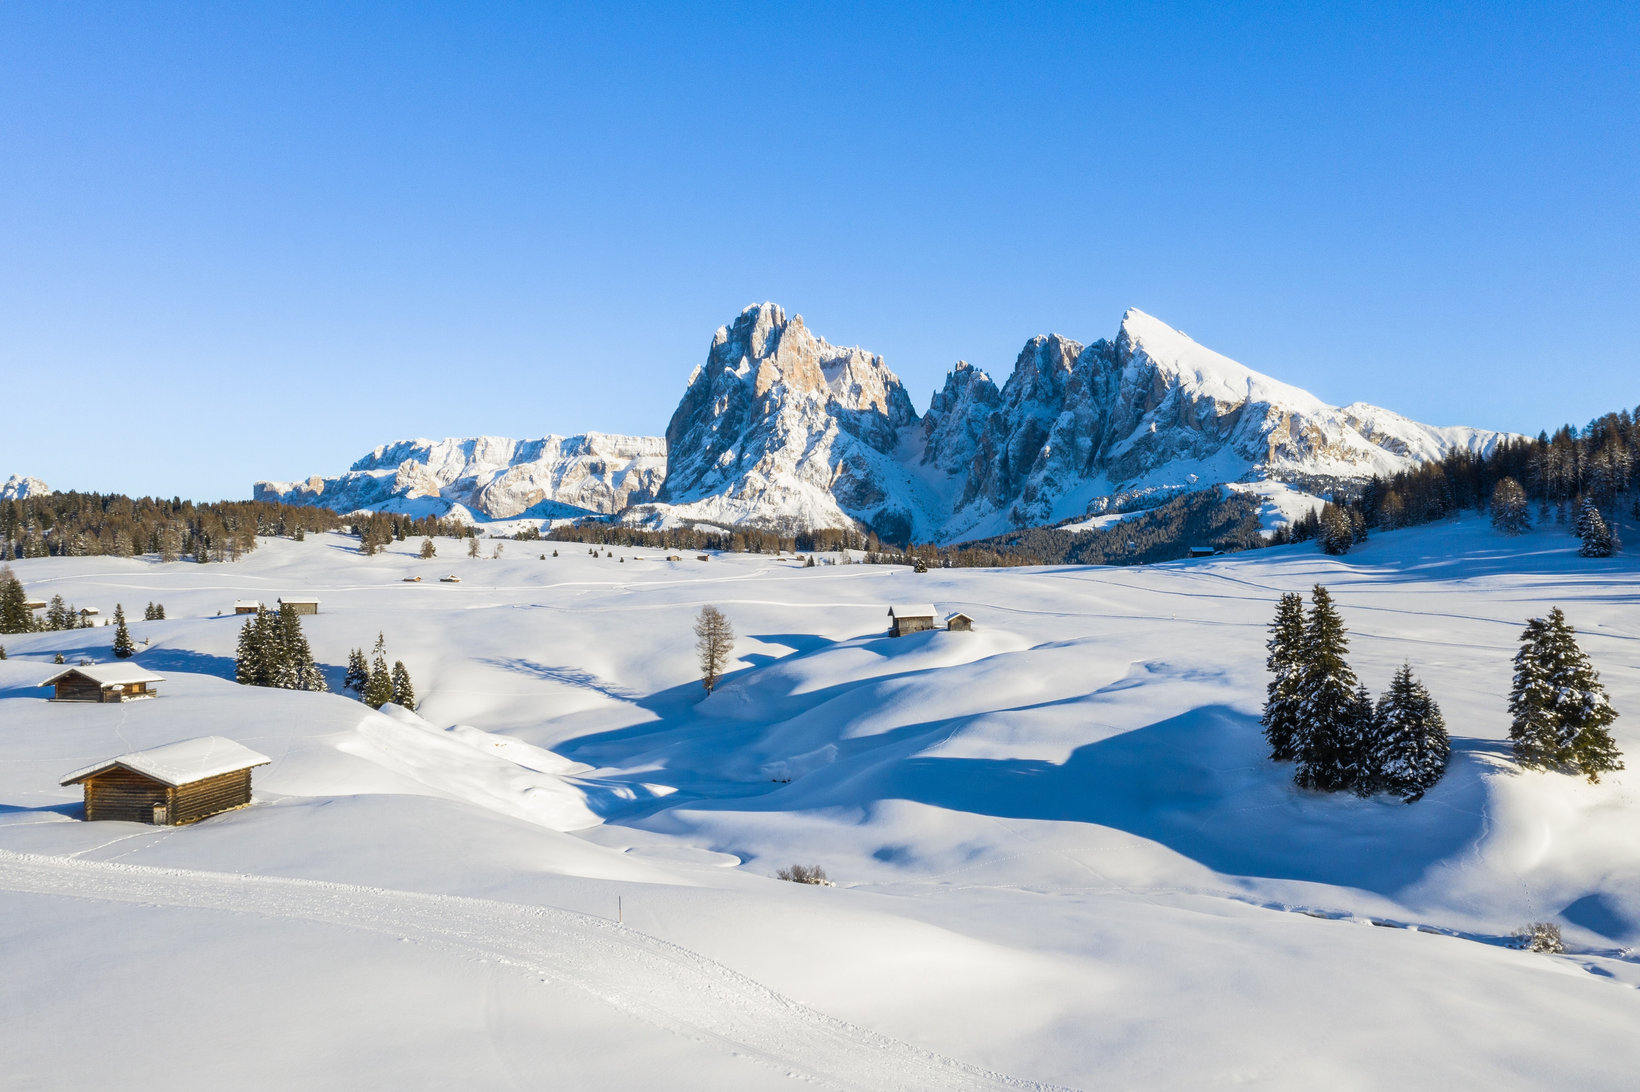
[24,598,46,613]
[60,737,270,825]
[277,596,320,615]
[1189,546,1217,558]
[887,603,938,637]
[40,663,165,703]
[945,611,974,632]
[232,600,264,614]
[79,607,100,619]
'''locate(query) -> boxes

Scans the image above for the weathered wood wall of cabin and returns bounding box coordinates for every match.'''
[170,769,253,824]
[53,676,107,703]
[83,769,170,822]
[280,602,318,615]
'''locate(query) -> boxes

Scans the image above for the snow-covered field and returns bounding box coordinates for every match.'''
[2,521,1637,1089]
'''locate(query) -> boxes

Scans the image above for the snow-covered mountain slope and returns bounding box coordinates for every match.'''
[621,302,924,537]
[256,433,666,520]
[0,474,50,500]
[252,305,1514,541]
[1,522,1637,1087]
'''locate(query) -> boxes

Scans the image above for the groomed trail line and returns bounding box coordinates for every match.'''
[0,850,1077,1092]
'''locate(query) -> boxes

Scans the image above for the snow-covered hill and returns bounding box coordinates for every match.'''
[1,520,1636,1087]
[255,433,666,521]
[258,306,1514,541]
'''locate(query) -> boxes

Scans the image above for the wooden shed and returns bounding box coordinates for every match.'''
[1189,546,1217,558]
[945,611,975,632]
[277,596,320,615]
[39,663,165,703]
[232,600,264,614]
[887,603,938,637]
[60,737,270,825]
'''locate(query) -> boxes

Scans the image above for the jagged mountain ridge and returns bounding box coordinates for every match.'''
[257,305,1512,542]
[254,434,665,521]
[0,475,51,501]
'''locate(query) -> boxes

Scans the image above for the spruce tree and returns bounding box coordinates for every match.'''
[0,645,6,659]
[1575,500,1613,557]
[390,660,416,711]
[1371,664,1450,801]
[344,648,370,693]
[1345,683,1377,796]
[1261,591,1306,761]
[1490,477,1531,535]
[111,604,134,659]
[1509,608,1623,781]
[1318,505,1354,555]
[364,633,394,708]
[275,608,327,692]
[419,538,436,559]
[1293,585,1362,792]
[0,566,32,634]
[235,615,262,685]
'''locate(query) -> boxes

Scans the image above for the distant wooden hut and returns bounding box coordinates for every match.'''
[24,598,46,613]
[39,663,165,703]
[232,600,264,614]
[60,737,270,825]
[277,596,320,615]
[78,607,100,618]
[1189,546,1217,558]
[887,604,938,637]
[945,611,974,632]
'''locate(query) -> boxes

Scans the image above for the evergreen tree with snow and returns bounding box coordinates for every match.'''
[363,632,394,708]
[1344,683,1377,795]
[1575,499,1613,557]
[1509,608,1623,781]
[1490,477,1531,535]
[1318,504,1354,555]
[344,647,370,694]
[419,537,436,559]
[276,608,327,692]
[390,660,416,711]
[1293,585,1362,792]
[1370,664,1450,801]
[235,613,265,686]
[1261,591,1306,761]
[111,604,134,659]
[0,566,32,634]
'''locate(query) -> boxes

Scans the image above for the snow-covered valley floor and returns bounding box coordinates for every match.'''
[2,521,1638,1089]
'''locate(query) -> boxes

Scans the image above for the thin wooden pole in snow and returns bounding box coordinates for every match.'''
[617,895,622,925]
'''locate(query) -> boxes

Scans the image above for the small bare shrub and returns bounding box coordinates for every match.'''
[776,864,833,886]
[1513,921,1565,953]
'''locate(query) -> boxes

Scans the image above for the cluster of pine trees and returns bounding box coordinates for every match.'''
[352,511,469,556]
[1304,404,1640,554]
[1262,587,1450,801]
[0,493,346,563]
[235,608,327,692]
[344,633,416,710]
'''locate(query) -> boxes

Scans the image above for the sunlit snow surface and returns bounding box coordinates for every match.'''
[1,523,1637,1089]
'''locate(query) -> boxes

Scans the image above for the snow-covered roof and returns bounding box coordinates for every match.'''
[888,603,938,619]
[39,663,165,688]
[233,599,264,608]
[61,736,270,788]
[277,596,320,604]
[946,611,974,622]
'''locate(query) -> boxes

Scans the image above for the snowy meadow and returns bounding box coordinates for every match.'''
[2,519,1638,1090]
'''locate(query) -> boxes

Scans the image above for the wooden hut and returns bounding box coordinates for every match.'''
[887,604,938,637]
[1189,546,1217,558]
[945,611,974,632]
[232,599,264,614]
[60,737,270,825]
[39,663,165,703]
[277,596,320,615]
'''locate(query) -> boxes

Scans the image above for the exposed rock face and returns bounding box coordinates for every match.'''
[0,475,50,501]
[254,304,1512,541]
[630,303,921,535]
[256,434,666,520]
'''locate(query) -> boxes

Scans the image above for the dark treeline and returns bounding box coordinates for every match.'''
[0,493,346,563]
[867,491,1268,568]
[351,510,472,555]
[1285,404,1640,550]
[547,522,879,555]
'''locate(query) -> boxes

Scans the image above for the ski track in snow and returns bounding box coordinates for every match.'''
[0,850,1075,1092]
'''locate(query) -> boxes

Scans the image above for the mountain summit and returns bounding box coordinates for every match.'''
[258,305,1511,542]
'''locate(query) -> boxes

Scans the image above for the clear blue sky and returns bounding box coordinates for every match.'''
[3,2,1636,500]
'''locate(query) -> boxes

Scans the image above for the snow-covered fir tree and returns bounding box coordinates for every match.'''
[1509,608,1623,781]
[1261,591,1306,761]
[1293,585,1362,791]
[275,608,327,692]
[0,566,31,634]
[364,632,394,708]
[1490,477,1530,535]
[390,660,416,711]
[1370,664,1450,801]
[1575,499,1613,557]
[344,648,370,694]
[111,604,134,659]
[1318,504,1354,555]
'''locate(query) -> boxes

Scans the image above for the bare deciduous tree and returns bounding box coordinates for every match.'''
[694,605,734,694]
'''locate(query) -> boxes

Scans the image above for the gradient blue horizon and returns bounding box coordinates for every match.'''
[2,2,1636,500]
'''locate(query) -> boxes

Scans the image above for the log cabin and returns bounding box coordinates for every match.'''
[277,596,320,615]
[887,604,938,637]
[60,737,271,825]
[945,612,975,632]
[233,600,264,614]
[39,663,165,703]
